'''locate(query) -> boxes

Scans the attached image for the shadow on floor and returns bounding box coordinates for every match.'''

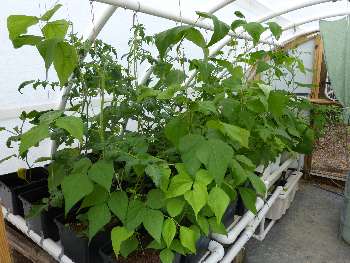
[245,182,350,263]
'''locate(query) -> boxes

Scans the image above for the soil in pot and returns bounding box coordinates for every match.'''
[19,186,62,241]
[0,167,48,215]
[55,213,111,263]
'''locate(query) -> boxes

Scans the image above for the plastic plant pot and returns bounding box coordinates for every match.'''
[0,167,48,216]
[55,214,110,263]
[19,186,62,241]
[99,241,183,263]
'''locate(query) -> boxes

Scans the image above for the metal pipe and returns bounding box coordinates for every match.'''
[2,206,73,263]
[93,0,275,45]
[184,0,345,85]
[220,186,284,263]
[138,0,237,85]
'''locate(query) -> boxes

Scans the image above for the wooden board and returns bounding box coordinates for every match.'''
[0,208,12,263]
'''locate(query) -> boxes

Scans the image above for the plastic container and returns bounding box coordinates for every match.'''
[266,171,303,220]
[0,167,48,215]
[19,186,61,241]
[55,214,110,263]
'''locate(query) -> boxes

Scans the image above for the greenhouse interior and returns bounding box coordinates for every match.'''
[1,0,350,262]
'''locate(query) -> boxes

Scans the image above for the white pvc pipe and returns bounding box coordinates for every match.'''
[184,0,344,85]
[220,186,284,263]
[138,0,236,85]
[253,219,276,241]
[94,0,275,46]
[2,206,73,263]
[263,158,295,189]
[211,197,264,245]
[202,240,225,263]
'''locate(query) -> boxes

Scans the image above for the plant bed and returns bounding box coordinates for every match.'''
[55,214,111,263]
[19,185,62,241]
[0,167,48,216]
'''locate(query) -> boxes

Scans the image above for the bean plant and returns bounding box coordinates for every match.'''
[2,4,320,262]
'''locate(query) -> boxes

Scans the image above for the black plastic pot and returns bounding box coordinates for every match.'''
[55,214,110,263]
[99,241,183,263]
[19,186,62,241]
[0,167,48,216]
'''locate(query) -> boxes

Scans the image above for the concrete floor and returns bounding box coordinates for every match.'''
[245,182,350,263]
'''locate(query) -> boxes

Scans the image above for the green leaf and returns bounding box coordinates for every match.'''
[166,173,193,198]
[234,11,245,18]
[208,217,227,235]
[88,159,114,191]
[81,185,109,209]
[248,173,266,195]
[160,248,175,263]
[207,120,250,148]
[162,219,176,248]
[170,239,187,255]
[196,101,218,115]
[164,117,188,148]
[238,187,257,214]
[268,91,289,117]
[41,4,63,21]
[12,35,42,48]
[243,22,266,45]
[71,158,92,174]
[184,183,208,218]
[120,237,138,258]
[146,189,166,209]
[145,164,171,191]
[55,116,83,141]
[155,26,207,59]
[37,38,59,73]
[178,134,205,175]
[42,20,69,40]
[62,173,94,215]
[47,162,66,191]
[179,226,197,253]
[39,110,63,124]
[256,61,271,74]
[196,12,230,47]
[267,22,282,40]
[88,203,111,240]
[143,208,164,243]
[147,240,166,250]
[53,41,78,86]
[108,191,128,224]
[166,197,186,217]
[7,15,39,42]
[19,124,49,155]
[231,19,247,31]
[195,169,213,186]
[197,216,209,236]
[236,155,255,169]
[111,226,134,256]
[208,187,230,224]
[125,199,144,230]
[231,159,248,186]
[196,139,233,185]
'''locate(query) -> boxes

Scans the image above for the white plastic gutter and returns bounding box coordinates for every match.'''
[138,0,236,85]
[1,206,73,263]
[184,0,345,85]
[220,186,284,263]
[201,240,225,263]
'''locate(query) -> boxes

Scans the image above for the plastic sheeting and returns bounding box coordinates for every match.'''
[320,17,350,109]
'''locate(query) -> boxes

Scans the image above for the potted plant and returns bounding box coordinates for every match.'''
[1,4,322,263]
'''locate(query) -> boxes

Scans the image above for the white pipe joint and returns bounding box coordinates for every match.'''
[202,240,225,263]
[220,186,283,263]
